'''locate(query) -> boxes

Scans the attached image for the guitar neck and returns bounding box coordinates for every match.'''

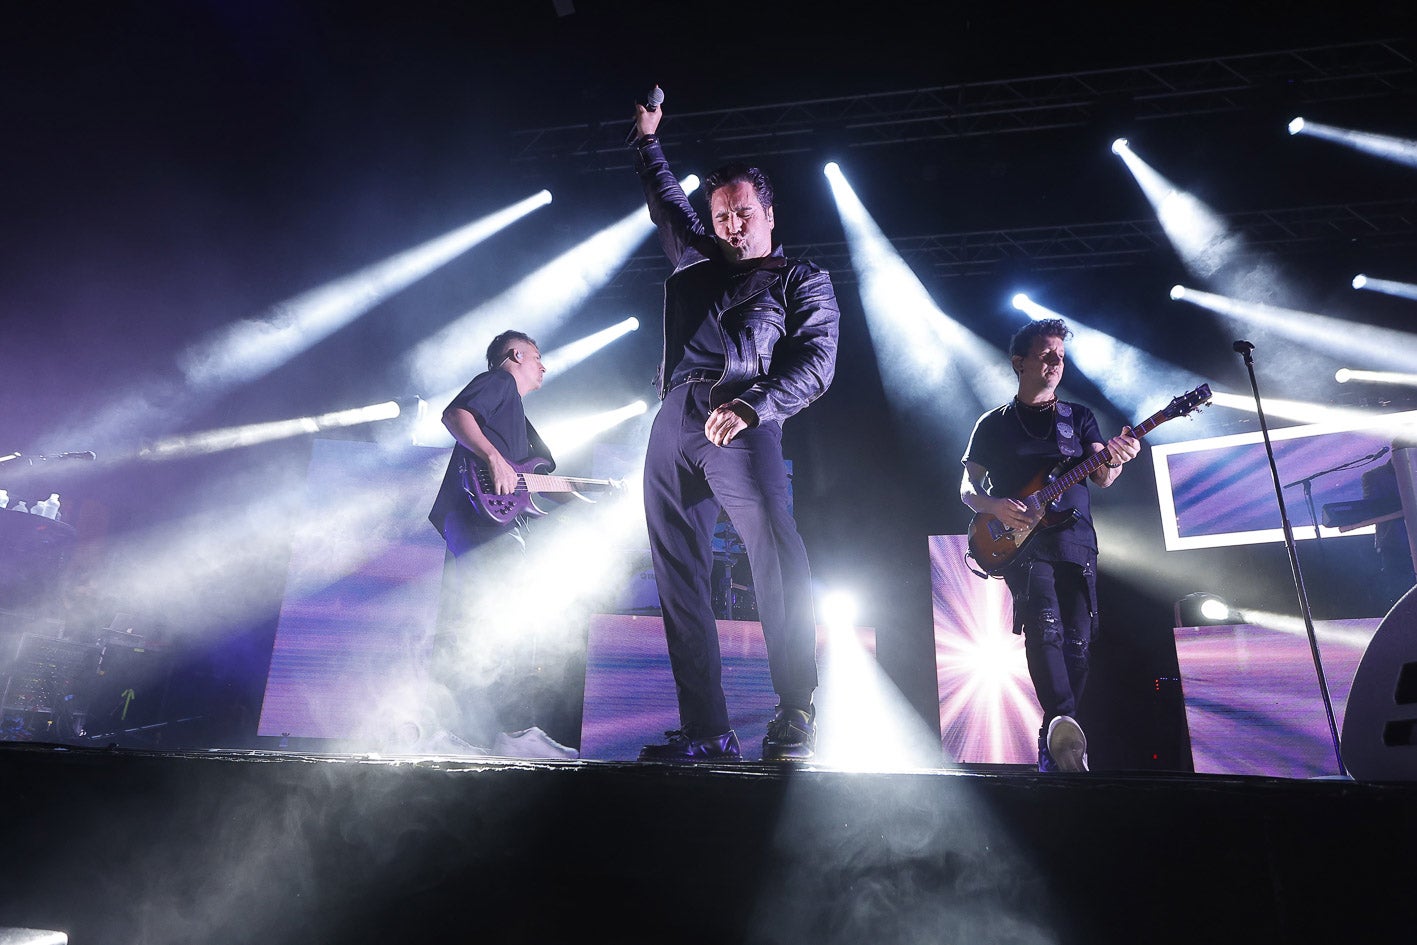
[519,472,613,493]
[1037,407,1169,504]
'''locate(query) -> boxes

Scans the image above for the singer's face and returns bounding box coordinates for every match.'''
[709,181,775,263]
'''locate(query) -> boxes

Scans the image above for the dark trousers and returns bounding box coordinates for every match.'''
[643,382,819,737]
[1004,557,1097,736]
[432,513,537,747]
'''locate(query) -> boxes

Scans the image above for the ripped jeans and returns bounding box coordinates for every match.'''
[1004,557,1098,738]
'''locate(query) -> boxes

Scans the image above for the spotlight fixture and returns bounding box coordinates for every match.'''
[1174,592,1240,628]
[823,161,841,176]
[1111,138,1128,155]
[1352,274,1368,289]
[1288,117,1306,135]
[1335,368,1353,384]
[1169,285,1186,301]
[1011,293,1030,310]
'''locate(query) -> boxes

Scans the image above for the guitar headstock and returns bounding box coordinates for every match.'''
[1165,384,1212,420]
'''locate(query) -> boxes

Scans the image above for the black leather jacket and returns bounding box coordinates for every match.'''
[632,135,839,426]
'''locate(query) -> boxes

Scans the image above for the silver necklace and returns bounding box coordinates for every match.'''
[1013,397,1056,440]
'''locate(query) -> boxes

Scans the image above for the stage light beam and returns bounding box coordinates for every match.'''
[1333,369,1417,389]
[405,181,696,396]
[1352,274,1417,302]
[1288,117,1417,168]
[824,162,1013,440]
[1170,284,1417,375]
[139,401,401,461]
[182,191,553,391]
[1112,141,1244,280]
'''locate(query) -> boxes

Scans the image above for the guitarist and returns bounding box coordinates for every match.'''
[960,318,1139,773]
[426,329,565,755]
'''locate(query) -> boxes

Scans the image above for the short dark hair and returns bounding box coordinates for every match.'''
[702,162,774,211]
[486,329,537,371]
[1009,318,1071,361]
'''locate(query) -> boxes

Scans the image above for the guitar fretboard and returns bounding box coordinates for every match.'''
[517,473,616,494]
[1035,403,1179,506]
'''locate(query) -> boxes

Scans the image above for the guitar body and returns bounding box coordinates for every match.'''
[461,455,553,527]
[963,384,1214,579]
[460,455,624,527]
[967,464,1080,576]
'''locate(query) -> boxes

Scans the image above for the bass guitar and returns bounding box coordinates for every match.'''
[966,384,1211,577]
[461,455,623,527]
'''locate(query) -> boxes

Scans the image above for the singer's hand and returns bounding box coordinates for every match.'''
[705,401,756,447]
[633,101,662,139]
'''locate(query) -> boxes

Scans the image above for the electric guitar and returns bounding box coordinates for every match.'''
[966,384,1212,577]
[461,455,624,527]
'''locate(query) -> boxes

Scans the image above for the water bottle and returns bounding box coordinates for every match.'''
[29,494,59,519]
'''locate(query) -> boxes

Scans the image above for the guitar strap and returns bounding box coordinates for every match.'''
[526,419,555,473]
[1054,402,1083,459]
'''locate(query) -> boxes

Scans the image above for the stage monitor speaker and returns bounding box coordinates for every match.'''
[1340,584,1417,781]
[82,640,171,738]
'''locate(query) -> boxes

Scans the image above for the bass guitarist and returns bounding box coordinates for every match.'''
[960,317,1139,773]
[427,329,566,755]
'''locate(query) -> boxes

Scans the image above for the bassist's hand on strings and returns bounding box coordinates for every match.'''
[486,452,520,495]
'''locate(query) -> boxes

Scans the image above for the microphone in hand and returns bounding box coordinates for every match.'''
[627,86,664,144]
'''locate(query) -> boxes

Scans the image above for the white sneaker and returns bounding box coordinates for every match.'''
[1046,715,1089,772]
[492,726,580,760]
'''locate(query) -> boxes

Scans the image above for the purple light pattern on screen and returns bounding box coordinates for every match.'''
[1174,619,1376,777]
[929,535,1039,765]
[258,438,447,739]
[1165,430,1389,539]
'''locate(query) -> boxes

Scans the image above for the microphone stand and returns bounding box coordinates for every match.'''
[1282,447,1391,572]
[1234,340,1345,776]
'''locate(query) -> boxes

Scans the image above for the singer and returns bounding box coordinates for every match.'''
[627,87,840,763]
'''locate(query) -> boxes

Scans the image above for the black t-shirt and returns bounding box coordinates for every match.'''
[962,400,1103,562]
[427,369,551,538]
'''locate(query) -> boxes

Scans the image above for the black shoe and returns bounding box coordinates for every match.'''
[637,729,742,763]
[762,706,816,762]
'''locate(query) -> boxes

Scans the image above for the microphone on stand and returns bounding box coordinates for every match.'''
[626,85,665,144]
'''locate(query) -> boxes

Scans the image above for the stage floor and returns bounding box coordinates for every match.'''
[0,744,1413,945]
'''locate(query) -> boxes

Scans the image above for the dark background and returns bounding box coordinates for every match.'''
[2,1,1415,765]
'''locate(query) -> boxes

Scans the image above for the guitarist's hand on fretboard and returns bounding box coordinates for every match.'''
[1091,426,1142,487]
